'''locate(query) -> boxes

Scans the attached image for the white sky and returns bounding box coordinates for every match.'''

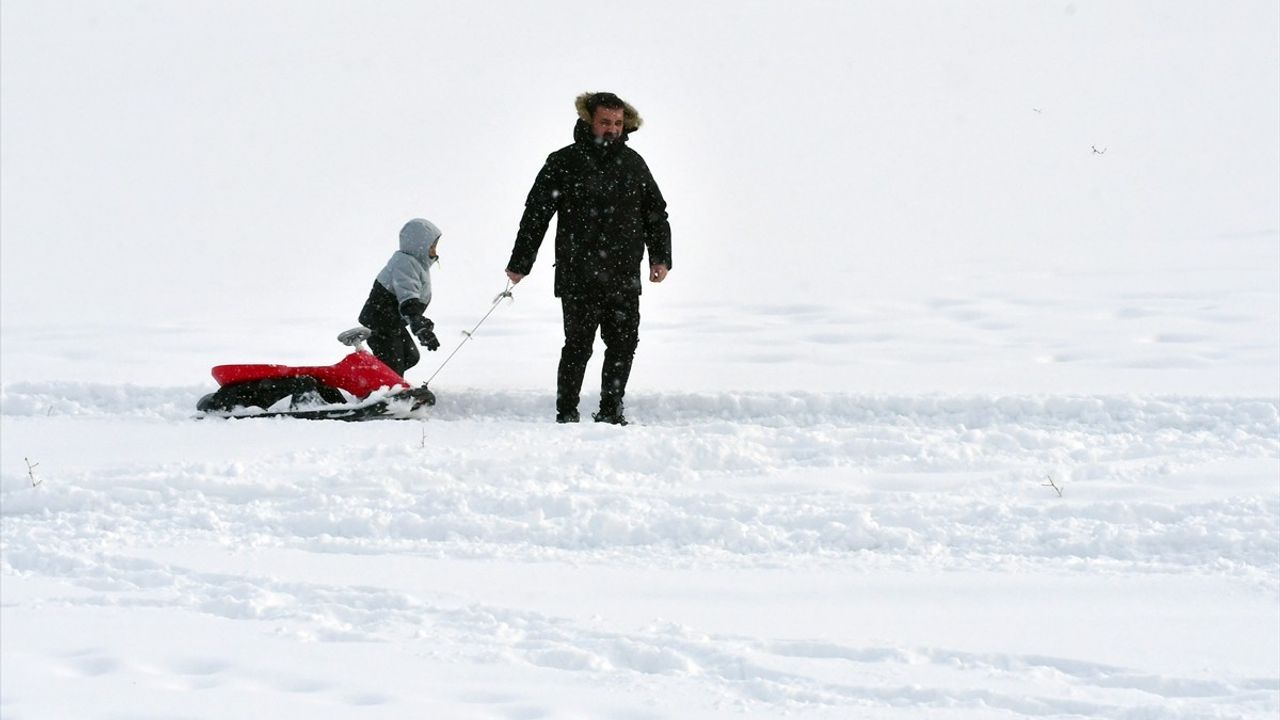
[2,1,1278,338]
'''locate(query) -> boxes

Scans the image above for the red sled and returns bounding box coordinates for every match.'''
[211,350,409,399]
[198,332,435,420]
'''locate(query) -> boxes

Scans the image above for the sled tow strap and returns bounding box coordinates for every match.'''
[424,281,514,385]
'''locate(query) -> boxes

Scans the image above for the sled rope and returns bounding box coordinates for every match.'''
[424,281,514,385]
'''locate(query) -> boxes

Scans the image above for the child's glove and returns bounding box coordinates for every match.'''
[409,316,440,351]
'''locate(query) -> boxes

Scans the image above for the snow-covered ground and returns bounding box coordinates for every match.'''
[3,377,1279,719]
[3,2,1278,719]
[4,294,1278,718]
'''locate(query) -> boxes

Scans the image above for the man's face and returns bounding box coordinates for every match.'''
[591,107,625,142]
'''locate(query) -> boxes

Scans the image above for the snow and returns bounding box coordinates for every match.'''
[2,1,1279,719]
[2,386,1277,718]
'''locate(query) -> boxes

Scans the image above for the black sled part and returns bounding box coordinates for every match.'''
[197,378,435,421]
[197,376,345,414]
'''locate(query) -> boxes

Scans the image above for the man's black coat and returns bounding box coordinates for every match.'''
[507,119,672,297]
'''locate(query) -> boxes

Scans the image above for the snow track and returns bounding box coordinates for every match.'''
[3,383,1278,718]
[5,381,1279,431]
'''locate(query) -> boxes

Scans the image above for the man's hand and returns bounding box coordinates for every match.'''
[506,270,525,284]
[649,264,669,283]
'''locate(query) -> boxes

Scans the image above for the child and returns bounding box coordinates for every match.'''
[355,218,442,377]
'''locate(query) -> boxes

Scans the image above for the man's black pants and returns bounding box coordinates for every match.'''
[557,293,640,416]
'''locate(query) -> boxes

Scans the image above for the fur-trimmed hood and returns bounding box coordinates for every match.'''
[575,92,643,134]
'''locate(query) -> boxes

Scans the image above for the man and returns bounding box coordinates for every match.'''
[505,91,672,425]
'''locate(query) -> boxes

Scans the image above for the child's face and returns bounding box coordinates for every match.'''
[429,240,439,259]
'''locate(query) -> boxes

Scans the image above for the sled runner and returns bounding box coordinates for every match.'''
[197,328,435,421]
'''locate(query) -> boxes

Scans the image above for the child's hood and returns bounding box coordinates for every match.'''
[399,219,442,263]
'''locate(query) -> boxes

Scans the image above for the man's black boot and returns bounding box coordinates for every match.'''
[592,407,628,426]
[556,411,580,424]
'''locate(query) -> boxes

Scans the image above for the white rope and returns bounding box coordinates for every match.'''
[423,281,514,385]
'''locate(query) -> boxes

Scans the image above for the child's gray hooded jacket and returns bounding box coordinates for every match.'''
[358,219,441,330]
